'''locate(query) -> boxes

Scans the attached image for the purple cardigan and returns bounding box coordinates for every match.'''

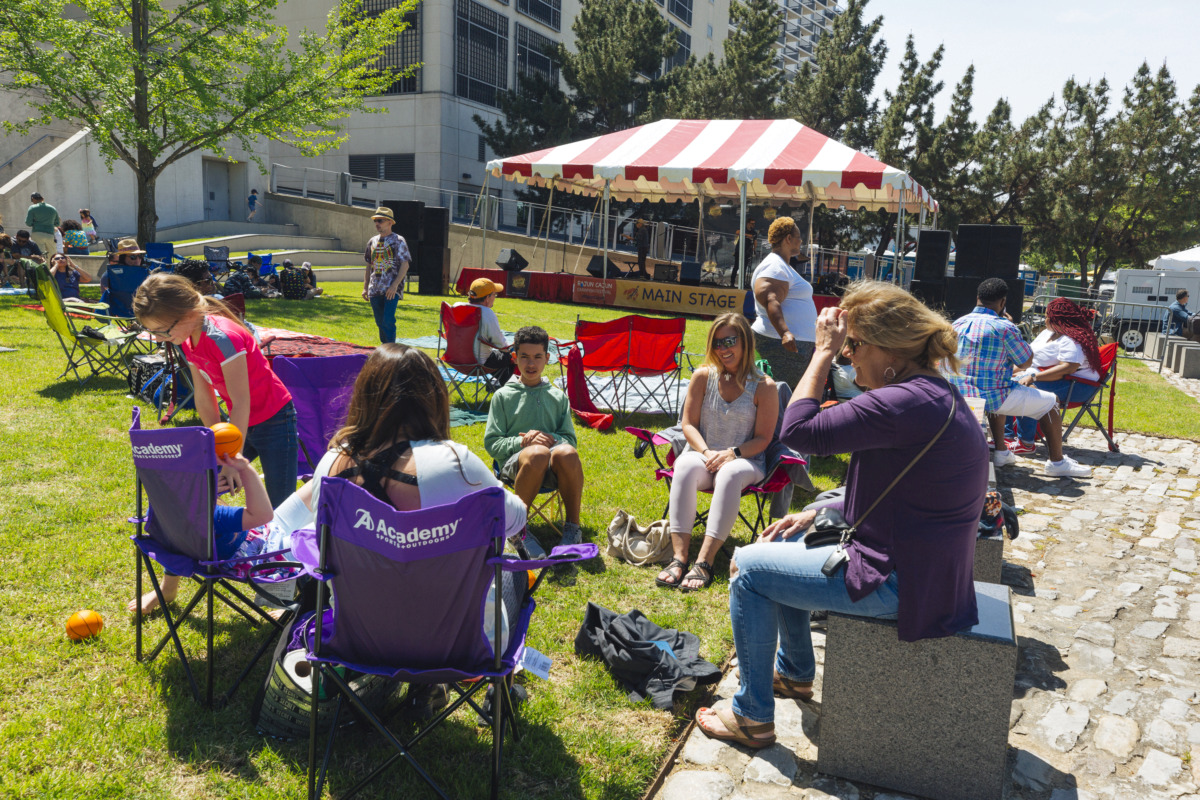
[782,375,987,641]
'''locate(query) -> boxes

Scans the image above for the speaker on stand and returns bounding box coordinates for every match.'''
[423,207,449,248]
[383,200,424,249]
[914,230,952,282]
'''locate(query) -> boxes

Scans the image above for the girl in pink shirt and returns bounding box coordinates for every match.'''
[133,273,298,506]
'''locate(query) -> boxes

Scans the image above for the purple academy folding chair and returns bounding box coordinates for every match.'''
[129,408,301,708]
[273,354,369,479]
[294,480,598,800]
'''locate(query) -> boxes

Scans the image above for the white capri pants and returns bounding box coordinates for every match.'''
[668,451,766,541]
[996,384,1057,419]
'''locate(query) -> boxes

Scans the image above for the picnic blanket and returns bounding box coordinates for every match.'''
[255,326,376,360]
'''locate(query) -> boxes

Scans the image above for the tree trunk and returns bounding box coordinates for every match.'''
[137,172,158,245]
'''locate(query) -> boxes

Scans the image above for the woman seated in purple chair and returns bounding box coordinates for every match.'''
[695,281,987,749]
[1005,297,1102,455]
[655,312,778,592]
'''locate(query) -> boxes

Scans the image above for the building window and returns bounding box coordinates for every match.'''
[456,0,509,108]
[478,135,487,162]
[667,0,692,26]
[515,23,560,90]
[516,0,561,32]
[707,23,712,37]
[349,154,416,182]
[364,1,422,95]
[665,26,690,72]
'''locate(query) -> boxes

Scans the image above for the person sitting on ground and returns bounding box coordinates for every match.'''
[1,233,41,287]
[79,209,98,243]
[174,259,218,296]
[951,277,1091,478]
[485,325,585,554]
[1005,297,1103,455]
[695,280,986,750]
[60,219,90,255]
[221,262,262,299]
[48,253,92,301]
[278,259,308,300]
[11,230,42,262]
[1164,288,1191,337]
[655,313,778,592]
[129,451,280,614]
[453,278,512,385]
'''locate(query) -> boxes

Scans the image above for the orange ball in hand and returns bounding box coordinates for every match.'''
[210,422,243,458]
[66,609,104,641]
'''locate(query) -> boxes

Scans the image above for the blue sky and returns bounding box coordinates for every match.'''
[864,0,1200,123]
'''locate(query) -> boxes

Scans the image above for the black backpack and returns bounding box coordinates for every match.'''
[280,266,307,300]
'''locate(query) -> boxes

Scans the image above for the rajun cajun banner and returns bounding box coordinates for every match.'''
[572,276,618,306]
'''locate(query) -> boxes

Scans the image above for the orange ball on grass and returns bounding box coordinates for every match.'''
[66,609,104,641]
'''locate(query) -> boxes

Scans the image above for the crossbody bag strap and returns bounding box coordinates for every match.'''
[846,384,958,535]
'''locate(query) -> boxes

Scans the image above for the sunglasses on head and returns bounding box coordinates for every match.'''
[713,334,740,349]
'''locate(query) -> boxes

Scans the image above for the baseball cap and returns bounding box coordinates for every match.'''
[468,278,504,299]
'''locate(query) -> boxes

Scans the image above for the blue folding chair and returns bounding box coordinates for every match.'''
[297,480,598,800]
[129,408,301,707]
[100,263,152,319]
[144,242,178,270]
[249,252,275,276]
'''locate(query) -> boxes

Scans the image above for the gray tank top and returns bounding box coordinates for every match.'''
[686,366,766,471]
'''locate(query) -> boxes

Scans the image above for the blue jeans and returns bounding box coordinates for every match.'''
[729,536,899,724]
[369,293,399,344]
[1007,379,1099,442]
[241,402,298,507]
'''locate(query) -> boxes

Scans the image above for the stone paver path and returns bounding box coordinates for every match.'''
[654,425,1200,800]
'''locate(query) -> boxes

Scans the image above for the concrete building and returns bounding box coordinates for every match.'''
[774,0,844,76]
[0,0,730,237]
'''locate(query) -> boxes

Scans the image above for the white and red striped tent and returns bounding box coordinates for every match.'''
[486,118,937,213]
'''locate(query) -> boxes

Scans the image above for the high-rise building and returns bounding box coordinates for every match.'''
[771,0,843,75]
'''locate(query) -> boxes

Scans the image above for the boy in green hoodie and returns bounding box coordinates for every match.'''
[485,325,584,548]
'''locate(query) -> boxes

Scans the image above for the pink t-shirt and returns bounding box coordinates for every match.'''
[182,315,291,426]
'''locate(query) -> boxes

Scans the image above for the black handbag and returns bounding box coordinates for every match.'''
[802,385,958,575]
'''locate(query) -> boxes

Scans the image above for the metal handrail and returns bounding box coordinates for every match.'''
[0,134,64,174]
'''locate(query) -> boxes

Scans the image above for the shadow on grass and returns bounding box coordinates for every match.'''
[37,374,128,399]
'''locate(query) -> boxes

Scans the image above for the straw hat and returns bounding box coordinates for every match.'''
[116,237,145,255]
[371,207,395,222]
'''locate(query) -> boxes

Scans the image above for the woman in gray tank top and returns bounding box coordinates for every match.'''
[656,313,779,591]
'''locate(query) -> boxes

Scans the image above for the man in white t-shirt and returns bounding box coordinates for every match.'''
[749,216,817,387]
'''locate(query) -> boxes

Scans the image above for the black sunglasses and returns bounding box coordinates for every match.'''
[844,337,866,354]
[713,334,740,349]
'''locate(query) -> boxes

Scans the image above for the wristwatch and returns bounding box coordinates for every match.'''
[733,446,743,458]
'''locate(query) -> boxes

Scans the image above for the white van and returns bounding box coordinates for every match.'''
[1108,269,1200,350]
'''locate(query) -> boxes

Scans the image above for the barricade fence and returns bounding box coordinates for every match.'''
[1026,293,1180,372]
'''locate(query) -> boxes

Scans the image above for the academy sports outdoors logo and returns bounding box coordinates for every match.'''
[132,443,183,459]
[354,509,460,549]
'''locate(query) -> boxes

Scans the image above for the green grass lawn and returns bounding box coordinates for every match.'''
[1103,358,1200,441]
[0,283,847,800]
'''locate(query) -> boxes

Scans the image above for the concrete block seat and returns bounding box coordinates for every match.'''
[973,534,1004,584]
[817,581,1017,800]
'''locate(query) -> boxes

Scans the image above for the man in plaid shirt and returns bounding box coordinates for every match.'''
[952,278,1090,478]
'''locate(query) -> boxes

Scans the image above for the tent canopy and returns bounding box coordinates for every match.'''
[1152,245,1200,271]
[486,118,937,213]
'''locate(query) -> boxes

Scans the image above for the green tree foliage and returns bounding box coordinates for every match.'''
[780,0,887,150]
[0,0,417,243]
[655,0,783,119]
[966,98,1053,227]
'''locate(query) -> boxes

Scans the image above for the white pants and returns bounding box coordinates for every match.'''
[996,383,1057,419]
[669,451,765,541]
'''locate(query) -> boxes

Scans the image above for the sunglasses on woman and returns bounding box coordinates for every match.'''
[713,334,740,350]
[844,337,866,354]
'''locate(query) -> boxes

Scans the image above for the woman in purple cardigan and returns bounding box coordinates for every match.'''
[696,280,988,749]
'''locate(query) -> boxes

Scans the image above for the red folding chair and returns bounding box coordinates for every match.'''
[437,302,500,412]
[559,315,685,424]
[624,427,806,539]
[1061,342,1120,452]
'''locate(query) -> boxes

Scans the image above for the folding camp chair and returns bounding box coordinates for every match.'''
[273,355,369,479]
[1061,342,1120,452]
[559,315,686,424]
[250,252,275,276]
[437,301,503,412]
[100,262,152,318]
[144,242,178,270]
[297,480,598,800]
[624,427,807,539]
[491,460,564,536]
[129,408,301,707]
[203,245,231,274]
[34,264,150,385]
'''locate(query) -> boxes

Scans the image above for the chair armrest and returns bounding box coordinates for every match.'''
[489,543,600,571]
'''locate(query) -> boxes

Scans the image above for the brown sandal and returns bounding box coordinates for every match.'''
[655,558,688,589]
[696,706,776,749]
[772,672,814,701]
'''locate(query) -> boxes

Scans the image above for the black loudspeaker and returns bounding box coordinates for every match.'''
[954,225,990,279]
[423,206,449,248]
[1005,278,1024,325]
[586,255,622,278]
[989,226,1023,280]
[383,200,424,246]
[417,245,448,295]
[496,248,529,272]
[655,264,678,283]
[944,276,982,320]
[955,224,1022,280]
[909,279,945,310]
[914,230,951,282]
[680,260,702,287]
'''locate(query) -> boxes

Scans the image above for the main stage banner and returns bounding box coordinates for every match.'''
[612,280,747,317]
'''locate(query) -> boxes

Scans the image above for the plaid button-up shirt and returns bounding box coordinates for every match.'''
[950,306,1032,412]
